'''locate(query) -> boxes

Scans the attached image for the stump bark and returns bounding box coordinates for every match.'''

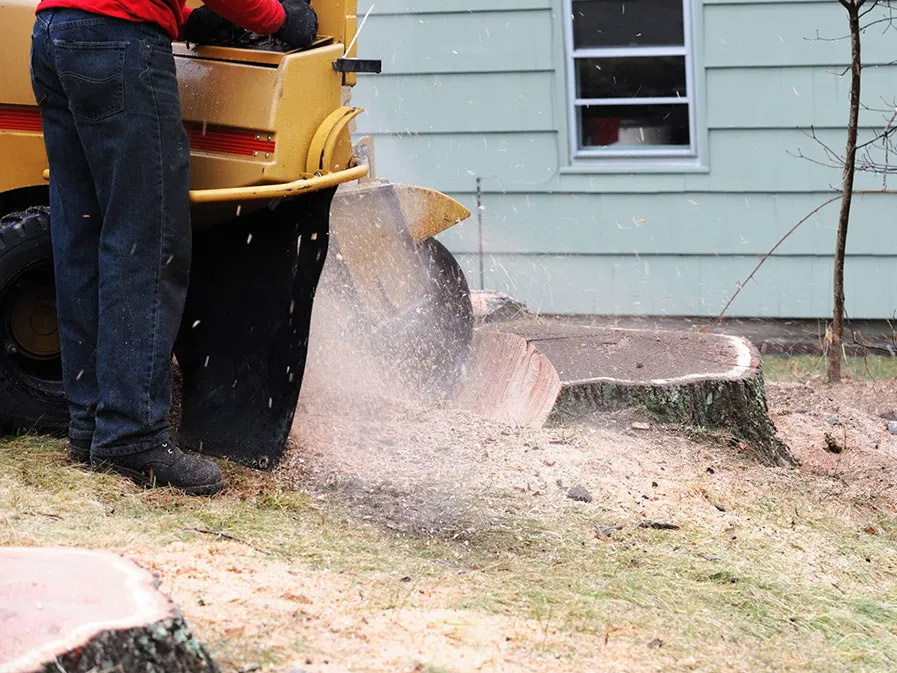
[0,547,218,673]
[558,359,792,466]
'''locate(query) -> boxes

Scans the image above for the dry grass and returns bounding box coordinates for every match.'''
[3,423,897,672]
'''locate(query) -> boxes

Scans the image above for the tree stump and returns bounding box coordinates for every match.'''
[0,547,219,673]
[469,290,531,323]
[455,322,794,466]
[452,330,561,427]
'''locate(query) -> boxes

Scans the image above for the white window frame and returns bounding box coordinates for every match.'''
[563,0,697,160]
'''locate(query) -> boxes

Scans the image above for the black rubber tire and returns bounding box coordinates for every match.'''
[0,207,68,434]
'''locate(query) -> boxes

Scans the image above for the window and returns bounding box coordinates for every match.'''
[565,0,697,159]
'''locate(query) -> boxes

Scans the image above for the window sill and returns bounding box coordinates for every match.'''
[560,158,709,175]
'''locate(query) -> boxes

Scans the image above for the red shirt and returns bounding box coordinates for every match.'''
[36,0,285,42]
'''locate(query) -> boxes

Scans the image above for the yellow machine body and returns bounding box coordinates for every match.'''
[1,0,364,205]
[0,0,472,467]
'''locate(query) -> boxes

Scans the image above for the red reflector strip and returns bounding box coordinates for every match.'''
[0,107,42,133]
[185,124,275,157]
[0,109,275,158]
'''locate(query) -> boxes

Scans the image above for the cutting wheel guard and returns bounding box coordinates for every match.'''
[175,188,336,468]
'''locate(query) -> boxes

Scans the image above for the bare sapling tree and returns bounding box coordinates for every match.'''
[828,0,865,382]
[717,0,897,383]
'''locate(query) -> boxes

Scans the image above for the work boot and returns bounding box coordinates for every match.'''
[67,438,92,465]
[92,441,224,496]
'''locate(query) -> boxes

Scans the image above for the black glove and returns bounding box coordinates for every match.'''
[182,6,239,44]
[275,0,318,50]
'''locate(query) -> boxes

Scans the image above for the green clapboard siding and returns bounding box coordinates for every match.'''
[436,191,897,256]
[353,72,556,133]
[356,0,897,317]
[357,128,892,194]
[367,0,551,14]
[452,252,897,318]
[357,132,561,190]
[707,65,897,129]
[358,10,554,74]
[704,2,897,68]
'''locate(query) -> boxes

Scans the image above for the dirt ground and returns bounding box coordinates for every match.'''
[146,374,897,671]
[3,362,897,672]
[768,378,897,503]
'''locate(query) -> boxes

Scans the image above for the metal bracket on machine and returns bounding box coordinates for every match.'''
[332,58,382,73]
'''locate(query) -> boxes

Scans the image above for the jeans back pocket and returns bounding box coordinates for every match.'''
[54,40,127,122]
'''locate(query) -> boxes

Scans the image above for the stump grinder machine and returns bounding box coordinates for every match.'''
[0,0,474,468]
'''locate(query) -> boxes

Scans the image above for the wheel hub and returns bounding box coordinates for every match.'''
[8,282,59,360]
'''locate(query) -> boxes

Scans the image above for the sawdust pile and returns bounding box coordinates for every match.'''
[768,380,897,502]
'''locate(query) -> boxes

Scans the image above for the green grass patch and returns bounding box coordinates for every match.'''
[763,354,897,382]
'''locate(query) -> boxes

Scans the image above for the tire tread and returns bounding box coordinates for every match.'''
[0,206,68,434]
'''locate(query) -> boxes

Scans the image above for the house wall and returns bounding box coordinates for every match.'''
[352,0,897,317]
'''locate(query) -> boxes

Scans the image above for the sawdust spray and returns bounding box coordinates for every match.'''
[287,249,485,536]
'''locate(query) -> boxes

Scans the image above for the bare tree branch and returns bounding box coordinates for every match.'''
[714,195,843,324]
[787,149,843,170]
[714,190,897,325]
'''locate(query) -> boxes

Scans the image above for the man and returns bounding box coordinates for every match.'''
[29,0,317,494]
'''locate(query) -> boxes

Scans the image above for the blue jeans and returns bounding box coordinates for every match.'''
[30,9,191,457]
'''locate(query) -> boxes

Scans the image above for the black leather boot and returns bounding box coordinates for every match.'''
[92,441,223,496]
[68,438,91,465]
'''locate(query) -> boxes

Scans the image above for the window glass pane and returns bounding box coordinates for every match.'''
[572,0,685,49]
[576,56,686,99]
[579,104,690,148]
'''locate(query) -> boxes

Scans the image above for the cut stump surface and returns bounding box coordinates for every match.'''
[0,547,218,673]
[453,330,561,428]
[455,322,794,466]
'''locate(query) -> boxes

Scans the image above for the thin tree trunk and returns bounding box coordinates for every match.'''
[828,1,864,382]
